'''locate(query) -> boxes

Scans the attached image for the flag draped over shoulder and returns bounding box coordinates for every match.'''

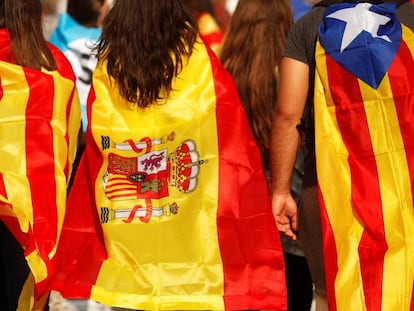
[0,30,81,303]
[53,38,287,310]
[314,2,414,310]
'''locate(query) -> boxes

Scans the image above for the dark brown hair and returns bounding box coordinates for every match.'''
[96,0,198,108]
[0,0,56,70]
[67,0,105,27]
[220,0,293,165]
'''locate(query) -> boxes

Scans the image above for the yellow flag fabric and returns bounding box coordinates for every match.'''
[54,38,287,310]
[0,28,81,302]
[314,4,414,310]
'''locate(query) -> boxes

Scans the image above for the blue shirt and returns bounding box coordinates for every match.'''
[291,0,313,21]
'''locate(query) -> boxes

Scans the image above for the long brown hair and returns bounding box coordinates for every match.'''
[0,0,56,70]
[96,0,198,108]
[220,0,293,165]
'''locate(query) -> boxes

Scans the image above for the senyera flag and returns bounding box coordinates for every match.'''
[314,2,414,311]
[0,37,81,308]
[51,37,287,310]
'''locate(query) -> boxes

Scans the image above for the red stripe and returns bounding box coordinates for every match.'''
[388,40,414,311]
[0,77,5,201]
[51,83,107,297]
[24,69,58,267]
[412,285,414,311]
[106,193,137,200]
[64,87,76,178]
[106,186,137,193]
[388,40,414,213]
[200,32,223,47]
[53,152,107,297]
[318,186,338,311]
[0,172,7,200]
[208,44,287,310]
[326,54,387,310]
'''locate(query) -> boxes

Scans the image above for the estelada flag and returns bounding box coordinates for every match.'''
[314,2,414,311]
[52,37,287,310]
[0,29,81,303]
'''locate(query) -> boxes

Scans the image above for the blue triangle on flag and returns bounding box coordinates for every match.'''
[319,2,401,89]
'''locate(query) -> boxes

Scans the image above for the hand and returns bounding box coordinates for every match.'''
[271,192,298,240]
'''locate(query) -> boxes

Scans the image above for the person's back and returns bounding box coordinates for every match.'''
[313,1,414,310]
[0,0,81,309]
[51,0,288,310]
[271,1,414,310]
[220,1,317,310]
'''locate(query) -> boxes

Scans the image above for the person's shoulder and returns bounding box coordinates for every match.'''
[292,4,326,33]
[300,4,326,20]
[288,5,326,43]
[397,1,414,24]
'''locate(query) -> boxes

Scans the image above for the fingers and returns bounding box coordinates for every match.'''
[284,229,297,240]
[271,193,298,240]
[275,215,297,240]
[290,214,298,231]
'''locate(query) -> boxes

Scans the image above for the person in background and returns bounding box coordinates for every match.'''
[290,0,321,22]
[0,0,81,310]
[51,0,288,310]
[182,0,224,55]
[290,0,311,21]
[271,0,414,310]
[220,1,314,310]
[50,0,110,132]
[212,0,232,33]
[41,0,59,38]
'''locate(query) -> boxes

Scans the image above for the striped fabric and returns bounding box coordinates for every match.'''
[0,30,81,302]
[314,2,414,310]
[53,37,287,310]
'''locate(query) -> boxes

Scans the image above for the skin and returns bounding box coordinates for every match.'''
[270,56,309,240]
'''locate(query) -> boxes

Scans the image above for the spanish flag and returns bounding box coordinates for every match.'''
[53,38,287,310]
[0,30,81,304]
[197,12,224,56]
[314,2,414,310]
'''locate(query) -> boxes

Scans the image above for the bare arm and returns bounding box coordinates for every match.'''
[270,57,309,240]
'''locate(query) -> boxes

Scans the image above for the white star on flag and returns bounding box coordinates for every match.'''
[327,3,392,52]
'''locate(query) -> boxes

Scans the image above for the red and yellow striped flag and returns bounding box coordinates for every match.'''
[314,2,414,310]
[0,30,81,304]
[52,37,287,310]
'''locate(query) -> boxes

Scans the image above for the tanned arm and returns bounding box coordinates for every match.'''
[270,57,309,240]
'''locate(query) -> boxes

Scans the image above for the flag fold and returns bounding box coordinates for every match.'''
[52,38,287,311]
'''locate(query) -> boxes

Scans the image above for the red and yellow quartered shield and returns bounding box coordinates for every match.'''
[53,37,287,310]
[0,37,81,308]
[314,2,414,311]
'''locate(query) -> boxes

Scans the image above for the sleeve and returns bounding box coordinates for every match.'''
[282,7,326,65]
